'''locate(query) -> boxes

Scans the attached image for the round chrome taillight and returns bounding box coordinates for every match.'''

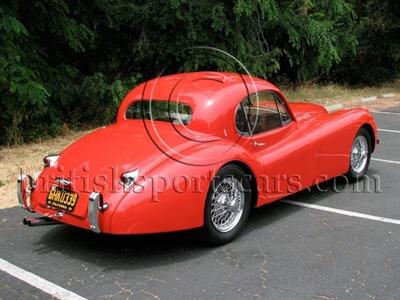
[43,154,59,167]
[120,169,139,189]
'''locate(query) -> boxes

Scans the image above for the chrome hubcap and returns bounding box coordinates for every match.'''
[210,177,244,233]
[351,135,369,173]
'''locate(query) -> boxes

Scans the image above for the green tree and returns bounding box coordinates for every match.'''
[1,0,397,146]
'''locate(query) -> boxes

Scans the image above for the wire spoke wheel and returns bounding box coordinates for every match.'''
[203,165,251,245]
[210,176,245,233]
[351,135,369,174]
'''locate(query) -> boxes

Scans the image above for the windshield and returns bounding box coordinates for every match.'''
[125,100,192,125]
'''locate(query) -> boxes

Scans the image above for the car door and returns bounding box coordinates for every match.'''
[236,91,318,204]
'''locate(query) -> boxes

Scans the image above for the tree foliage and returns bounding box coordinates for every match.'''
[331,0,400,84]
[0,0,398,145]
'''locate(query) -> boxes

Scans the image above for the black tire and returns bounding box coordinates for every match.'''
[346,127,372,181]
[201,164,252,246]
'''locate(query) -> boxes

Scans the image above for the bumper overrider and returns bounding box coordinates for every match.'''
[18,174,108,233]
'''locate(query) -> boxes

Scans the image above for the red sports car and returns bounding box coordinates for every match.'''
[18,72,378,245]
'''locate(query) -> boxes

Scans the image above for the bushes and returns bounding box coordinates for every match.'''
[0,0,398,145]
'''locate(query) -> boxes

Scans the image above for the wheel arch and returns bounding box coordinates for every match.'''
[361,123,376,152]
[221,160,259,207]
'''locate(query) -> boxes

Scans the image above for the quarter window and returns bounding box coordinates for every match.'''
[275,96,291,124]
[235,91,292,135]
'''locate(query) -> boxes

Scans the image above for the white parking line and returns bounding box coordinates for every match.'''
[372,158,400,165]
[373,111,400,116]
[282,200,400,225]
[378,129,400,134]
[0,258,86,300]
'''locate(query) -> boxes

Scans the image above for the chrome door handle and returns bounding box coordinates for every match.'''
[253,141,266,147]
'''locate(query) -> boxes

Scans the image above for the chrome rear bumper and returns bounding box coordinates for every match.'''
[17,174,35,212]
[17,175,24,207]
[88,192,108,233]
[18,174,108,233]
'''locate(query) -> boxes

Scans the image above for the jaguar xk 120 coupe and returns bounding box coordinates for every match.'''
[18,72,378,244]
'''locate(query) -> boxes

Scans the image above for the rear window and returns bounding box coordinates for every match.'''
[126,101,192,125]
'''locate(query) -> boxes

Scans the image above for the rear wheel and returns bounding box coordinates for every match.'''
[201,165,252,246]
[347,128,372,181]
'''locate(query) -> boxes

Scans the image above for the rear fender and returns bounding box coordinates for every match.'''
[108,142,263,234]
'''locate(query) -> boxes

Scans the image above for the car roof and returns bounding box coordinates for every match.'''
[117,72,284,137]
[143,71,278,101]
[120,71,280,107]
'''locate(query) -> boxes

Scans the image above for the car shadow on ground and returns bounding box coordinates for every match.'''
[33,173,366,271]
[35,203,302,271]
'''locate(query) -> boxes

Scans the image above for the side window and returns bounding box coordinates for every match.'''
[235,91,291,135]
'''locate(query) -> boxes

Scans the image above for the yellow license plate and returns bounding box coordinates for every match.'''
[46,185,79,212]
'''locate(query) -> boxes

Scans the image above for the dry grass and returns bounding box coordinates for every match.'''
[283,80,400,105]
[1,82,399,209]
[0,130,89,209]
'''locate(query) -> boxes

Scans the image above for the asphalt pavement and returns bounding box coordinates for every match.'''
[0,106,399,300]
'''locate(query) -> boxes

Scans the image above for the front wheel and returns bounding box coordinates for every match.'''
[201,165,252,246]
[347,128,372,181]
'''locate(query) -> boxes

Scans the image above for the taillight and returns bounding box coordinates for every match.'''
[120,169,139,189]
[43,154,59,167]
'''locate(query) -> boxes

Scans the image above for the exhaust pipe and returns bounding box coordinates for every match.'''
[23,216,60,227]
